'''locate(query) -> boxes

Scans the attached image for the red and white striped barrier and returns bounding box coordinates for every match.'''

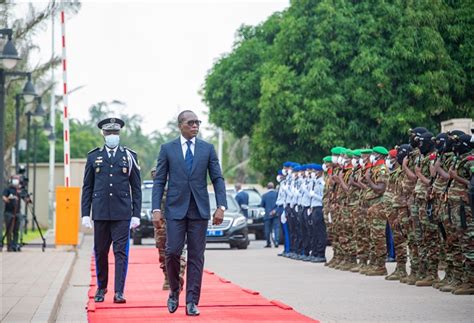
[60,9,71,187]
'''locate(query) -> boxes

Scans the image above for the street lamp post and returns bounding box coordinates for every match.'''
[1,28,22,247]
[31,97,45,231]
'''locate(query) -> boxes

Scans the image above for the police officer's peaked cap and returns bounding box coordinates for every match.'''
[97,117,125,130]
[372,146,389,155]
[331,146,346,155]
[359,148,373,155]
[323,156,332,163]
[283,161,294,167]
[409,127,428,136]
[292,162,301,168]
[352,149,362,157]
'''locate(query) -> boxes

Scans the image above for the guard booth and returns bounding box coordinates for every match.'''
[55,187,80,245]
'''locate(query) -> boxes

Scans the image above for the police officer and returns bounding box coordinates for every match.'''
[81,117,142,304]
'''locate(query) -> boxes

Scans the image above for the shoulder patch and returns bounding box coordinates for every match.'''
[87,147,99,155]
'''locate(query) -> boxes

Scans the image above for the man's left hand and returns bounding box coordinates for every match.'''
[130,217,140,229]
[212,208,224,225]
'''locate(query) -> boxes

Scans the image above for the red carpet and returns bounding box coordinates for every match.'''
[87,248,318,322]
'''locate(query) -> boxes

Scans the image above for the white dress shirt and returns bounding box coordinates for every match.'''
[180,135,195,158]
[106,146,117,158]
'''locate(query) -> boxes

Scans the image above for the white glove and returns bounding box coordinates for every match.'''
[82,216,93,229]
[130,217,140,229]
[281,210,287,224]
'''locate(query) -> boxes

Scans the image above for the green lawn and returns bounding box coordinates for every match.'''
[21,229,45,243]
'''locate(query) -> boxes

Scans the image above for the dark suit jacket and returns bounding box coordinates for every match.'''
[235,190,249,217]
[152,137,227,220]
[260,189,278,220]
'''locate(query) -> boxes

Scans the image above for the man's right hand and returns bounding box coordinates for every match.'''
[152,210,164,228]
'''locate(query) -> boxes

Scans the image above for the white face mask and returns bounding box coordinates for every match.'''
[310,172,316,178]
[359,158,365,167]
[288,169,293,175]
[385,159,392,169]
[11,179,20,187]
[305,171,310,177]
[105,134,120,148]
[369,155,376,164]
[291,173,297,179]
[351,158,358,167]
[331,156,338,164]
[337,156,344,165]
[282,169,288,176]
[276,175,282,183]
[322,164,328,172]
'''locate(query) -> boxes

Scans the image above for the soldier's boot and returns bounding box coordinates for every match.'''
[325,256,337,267]
[439,279,462,292]
[349,262,363,273]
[433,272,452,289]
[404,272,418,285]
[365,266,388,276]
[385,266,407,281]
[340,259,357,271]
[415,275,438,287]
[359,263,372,275]
[329,258,342,269]
[452,283,474,295]
[334,259,348,270]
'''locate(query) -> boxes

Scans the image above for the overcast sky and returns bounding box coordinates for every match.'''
[26,0,289,135]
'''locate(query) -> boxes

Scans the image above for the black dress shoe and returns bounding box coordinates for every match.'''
[94,288,107,302]
[264,244,271,248]
[167,291,179,313]
[186,303,200,316]
[113,292,126,303]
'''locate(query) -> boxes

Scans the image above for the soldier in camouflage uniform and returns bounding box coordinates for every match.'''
[384,148,409,281]
[364,146,389,276]
[332,149,358,270]
[444,134,474,295]
[401,127,428,285]
[353,149,373,274]
[411,132,440,287]
[151,167,187,291]
[322,157,336,266]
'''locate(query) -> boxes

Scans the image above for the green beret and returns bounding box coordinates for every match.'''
[373,146,389,155]
[330,146,346,155]
[359,148,373,155]
[345,149,354,157]
[323,156,332,163]
[352,149,362,157]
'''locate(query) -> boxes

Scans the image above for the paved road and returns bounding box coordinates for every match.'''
[58,235,474,322]
[203,238,474,323]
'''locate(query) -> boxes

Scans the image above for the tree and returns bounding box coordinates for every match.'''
[203,0,474,181]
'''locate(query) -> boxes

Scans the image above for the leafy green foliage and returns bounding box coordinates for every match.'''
[203,0,474,181]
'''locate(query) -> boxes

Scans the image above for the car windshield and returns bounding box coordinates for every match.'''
[245,190,261,206]
[209,193,239,213]
[142,187,152,208]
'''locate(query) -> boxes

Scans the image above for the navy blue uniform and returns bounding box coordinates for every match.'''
[81,145,141,293]
[235,190,250,218]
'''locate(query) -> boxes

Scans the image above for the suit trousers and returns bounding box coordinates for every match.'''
[165,195,208,304]
[94,220,130,293]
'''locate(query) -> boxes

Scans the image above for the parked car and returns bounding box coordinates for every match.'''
[227,187,266,240]
[132,182,249,249]
[206,192,249,249]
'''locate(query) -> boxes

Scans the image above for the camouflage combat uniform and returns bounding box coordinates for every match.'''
[365,160,389,275]
[357,164,372,274]
[384,166,408,280]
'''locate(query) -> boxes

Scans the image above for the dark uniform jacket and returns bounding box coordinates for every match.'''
[81,145,142,221]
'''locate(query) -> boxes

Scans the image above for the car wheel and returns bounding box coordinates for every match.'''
[229,243,237,249]
[237,241,248,249]
[132,232,142,245]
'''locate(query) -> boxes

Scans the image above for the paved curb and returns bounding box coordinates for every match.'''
[30,233,84,323]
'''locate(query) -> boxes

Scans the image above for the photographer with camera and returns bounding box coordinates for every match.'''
[2,175,22,252]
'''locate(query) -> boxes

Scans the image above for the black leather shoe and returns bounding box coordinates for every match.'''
[113,292,126,303]
[167,291,179,313]
[94,288,107,302]
[264,244,271,248]
[186,302,200,316]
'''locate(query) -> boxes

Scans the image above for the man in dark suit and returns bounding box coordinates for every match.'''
[260,182,279,248]
[152,110,227,316]
[234,183,249,218]
[81,117,142,304]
